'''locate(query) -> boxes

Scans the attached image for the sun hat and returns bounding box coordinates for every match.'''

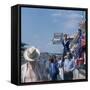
[23,46,40,61]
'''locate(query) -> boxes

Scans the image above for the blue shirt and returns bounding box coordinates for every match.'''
[64,58,75,72]
[49,62,59,76]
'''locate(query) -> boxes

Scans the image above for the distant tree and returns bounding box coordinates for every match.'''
[21,42,28,57]
[21,42,28,51]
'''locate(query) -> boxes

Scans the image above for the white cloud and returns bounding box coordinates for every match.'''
[50,11,85,38]
[52,13,62,17]
[51,10,84,34]
[51,10,84,23]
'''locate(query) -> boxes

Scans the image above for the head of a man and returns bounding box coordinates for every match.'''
[64,34,67,41]
[49,56,54,63]
[58,56,63,61]
[67,52,72,59]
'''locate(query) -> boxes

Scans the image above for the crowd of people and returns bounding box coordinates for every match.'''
[48,53,75,80]
[47,28,86,81]
[21,27,86,82]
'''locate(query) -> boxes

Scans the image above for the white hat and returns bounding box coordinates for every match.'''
[23,46,40,61]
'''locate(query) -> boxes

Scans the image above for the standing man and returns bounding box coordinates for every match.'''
[58,56,64,80]
[62,34,70,57]
[63,52,75,80]
[49,55,59,80]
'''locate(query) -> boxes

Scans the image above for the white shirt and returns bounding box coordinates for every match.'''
[58,60,62,68]
[21,62,42,83]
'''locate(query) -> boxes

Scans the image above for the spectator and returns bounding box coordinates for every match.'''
[21,46,48,82]
[63,52,75,80]
[57,56,64,80]
[62,34,70,57]
[49,55,59,80]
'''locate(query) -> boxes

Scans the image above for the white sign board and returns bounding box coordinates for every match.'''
[52,33,63,44]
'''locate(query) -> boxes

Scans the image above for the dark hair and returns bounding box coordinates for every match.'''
[52,55,56,59]
[64,34,67,37]
[67,52,73,59]
[49,56,54,63]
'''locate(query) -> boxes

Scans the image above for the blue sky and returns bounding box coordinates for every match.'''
[21,7,85,53]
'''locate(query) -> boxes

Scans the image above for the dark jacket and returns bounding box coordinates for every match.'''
[62,40,70,56]
[49,62,59,80]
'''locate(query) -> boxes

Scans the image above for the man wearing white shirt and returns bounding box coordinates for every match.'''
[63,52,75,80]
[57,56,64,80]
